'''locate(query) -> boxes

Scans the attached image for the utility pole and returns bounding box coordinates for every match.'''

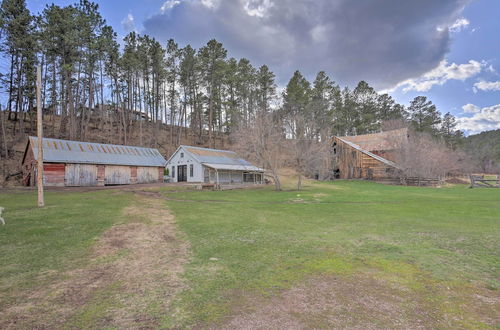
[36,65,44,207]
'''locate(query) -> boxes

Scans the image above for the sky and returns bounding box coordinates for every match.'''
[27,0,500,135]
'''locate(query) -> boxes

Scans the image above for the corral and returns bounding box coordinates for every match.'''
[22,137,166,187]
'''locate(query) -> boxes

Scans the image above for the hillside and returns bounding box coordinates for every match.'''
[0,115,229,186]
[464,129,500,173]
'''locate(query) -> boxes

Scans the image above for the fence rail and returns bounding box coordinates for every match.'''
[400,177,442,187]
[469,175,500,188]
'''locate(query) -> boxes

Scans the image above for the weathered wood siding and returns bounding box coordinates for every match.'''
[44,164,65,186]
[130,166,138,184]
[97,165,105,186]
[104,165,131,185]
[137,166,159,183]
[332,137,396,180]
[65,164,98,186]
[22,146,35,186]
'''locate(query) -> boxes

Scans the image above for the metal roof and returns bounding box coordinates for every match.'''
[179,145,257,167]
[341,128,408,152]
[28,136,166,167]
[336,137,403,170]
[203,163,264,172]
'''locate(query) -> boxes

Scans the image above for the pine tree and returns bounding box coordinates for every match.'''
[406,96,441,134]
[282,70,311,138]
[198,39,227,147]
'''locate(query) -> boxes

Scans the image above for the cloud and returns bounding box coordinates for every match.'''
[161,0,181,13]
[449,17,469,32]
[462,103,480,113]
[142,0,470,88]
[457,104,500,134]
[385,59,484,93]
[121,13,136,32]
[473,80,500,92]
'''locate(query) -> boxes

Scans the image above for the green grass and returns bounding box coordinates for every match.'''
[1,182,499,328]
[161,181,500,327]
[0,189,134,308]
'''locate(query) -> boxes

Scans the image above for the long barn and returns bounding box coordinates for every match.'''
[22,137,166,187]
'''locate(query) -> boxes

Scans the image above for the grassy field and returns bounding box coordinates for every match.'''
[1,181,499,328]
[161,181,499,328]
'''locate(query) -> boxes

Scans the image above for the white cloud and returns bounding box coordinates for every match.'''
[462,103,480,113]
[121,13,136,32]
[243,0,273,17]
[457,104,500,134]
[161,0,181,13]
[200,0,220,9]
[473,80,500,92]
[387,59,484,93]
[449,17,469,32]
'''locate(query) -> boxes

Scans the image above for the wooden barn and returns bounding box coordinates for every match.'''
[332,129,407,180]
[22,137,166,187]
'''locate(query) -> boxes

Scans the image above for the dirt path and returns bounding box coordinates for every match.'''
[1,192,188,329]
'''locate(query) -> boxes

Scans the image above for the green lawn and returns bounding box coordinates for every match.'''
[0,182,499,328]
[161,181,500,328]
[0,190,134,309]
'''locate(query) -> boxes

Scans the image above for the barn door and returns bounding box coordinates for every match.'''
[65,164,98,186]
[105,166,131,185]
[137,167,158,183]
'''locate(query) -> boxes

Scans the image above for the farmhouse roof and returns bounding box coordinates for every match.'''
[169,145,264,171]
[341,128,408,152]
[25,136,166,167]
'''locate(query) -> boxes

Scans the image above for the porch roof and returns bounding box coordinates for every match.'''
[203,163,264,172]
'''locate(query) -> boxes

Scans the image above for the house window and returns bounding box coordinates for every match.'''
[190,164,194,177]
[180,152,184,158]
[172,166,175,178]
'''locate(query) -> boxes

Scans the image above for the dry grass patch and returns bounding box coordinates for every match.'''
[218,274,440,329]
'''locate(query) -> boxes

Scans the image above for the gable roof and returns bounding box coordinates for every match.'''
[26,136,166,167]
[336,136,403,170]
[341,128,408,152]
[168,145,264,171]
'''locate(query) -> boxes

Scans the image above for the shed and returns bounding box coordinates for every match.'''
[332,134,403,180]
[22,137,166,187]
[166,145,264,185]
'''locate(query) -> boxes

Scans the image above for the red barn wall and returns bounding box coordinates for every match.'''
[43,163,65,186]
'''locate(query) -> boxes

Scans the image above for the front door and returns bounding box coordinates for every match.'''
[177,165,187,182]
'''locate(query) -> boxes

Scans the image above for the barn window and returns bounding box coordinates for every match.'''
[333,148,337,155]
[172,166,175,178]
[190,164,193,177]
[180,152,184,158]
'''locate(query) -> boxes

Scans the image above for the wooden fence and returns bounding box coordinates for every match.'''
[469,175,500,188]
[400,177,443,187]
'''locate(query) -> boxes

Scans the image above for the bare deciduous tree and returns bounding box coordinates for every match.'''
[231,113,286,190]
[286,116,332,190]
[395,132,471,179]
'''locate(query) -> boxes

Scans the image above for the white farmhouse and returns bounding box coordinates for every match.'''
[166,145,264,185]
